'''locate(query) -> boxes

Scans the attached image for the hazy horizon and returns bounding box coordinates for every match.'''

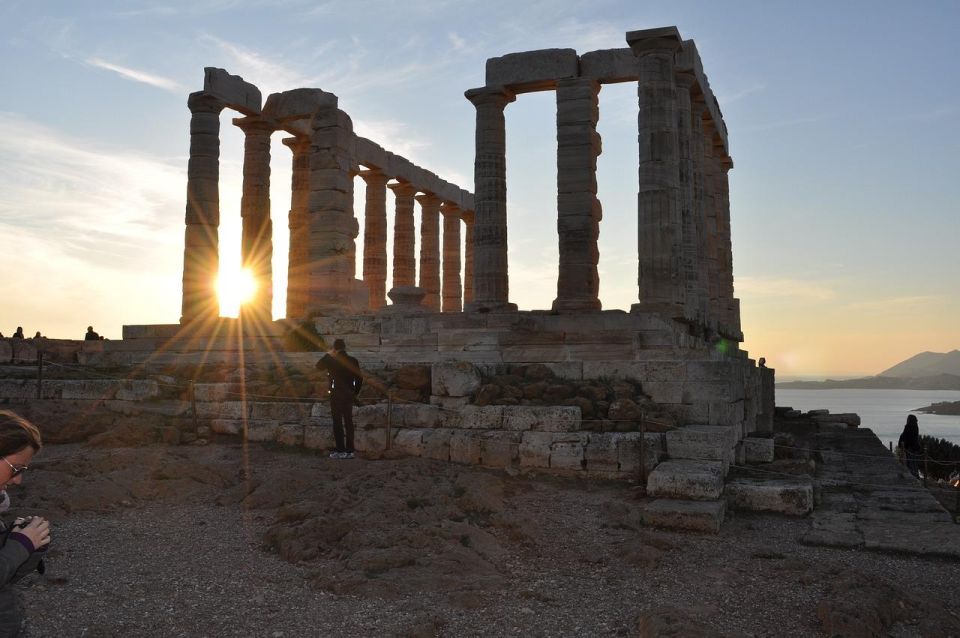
[1,1,957,378]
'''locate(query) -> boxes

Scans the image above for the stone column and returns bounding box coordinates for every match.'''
[716,151,741,339]
[181,92,224,324]
[628,27,685,318]
[553,78,602,313]
[283,136,311,319]
[675,72,700,325]
[465,86,516,312]
[235,116,275,323]
[691,101,710,327]
[702,120,721,330]
[440,202,463,312]
[417,192,442,311]
[306,106,356,314]
[461,209,475,305]
[389,181,417,288]
[360,169,389,310]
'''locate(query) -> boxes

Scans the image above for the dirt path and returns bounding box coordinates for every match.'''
[11,443,960,636]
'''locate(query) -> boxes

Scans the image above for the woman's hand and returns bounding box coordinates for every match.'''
[16,517,50,549]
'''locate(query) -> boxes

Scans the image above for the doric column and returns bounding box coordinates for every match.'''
[675,71,699,324]
[716,151,741,339]
[416,192,442,311]
[235,116,275,323]
[389,181,417,288]
[283,136,311,319]
[360,169,389,310]
[181,92,224,324]
[627,27,685,318]
[553,78,602,313]
[306,106,356,314]
[461,209,475,305]
[691,101,710,326]
[464,86,516,312]
[440,202,463,312]
[702,121,721,330]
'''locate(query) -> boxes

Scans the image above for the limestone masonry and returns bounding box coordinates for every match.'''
[3,26,780,532]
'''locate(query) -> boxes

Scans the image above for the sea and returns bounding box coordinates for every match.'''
[775,388,960,450]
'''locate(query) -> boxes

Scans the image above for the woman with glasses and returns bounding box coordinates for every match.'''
[0,410,49,637]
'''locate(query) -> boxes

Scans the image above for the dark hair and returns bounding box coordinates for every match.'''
[333,338,346,351]
[906,414,918,427]
[0,410,42,457]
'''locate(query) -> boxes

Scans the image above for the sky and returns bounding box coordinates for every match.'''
[0,0,957,379]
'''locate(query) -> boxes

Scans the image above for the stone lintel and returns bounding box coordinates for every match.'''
[625,26,682,50]
[262,88,337,122]
[578,48,639,83]
[679,40,729,156]
[485,48,579,93]
[355,136,388,170]
[203,67,262,115]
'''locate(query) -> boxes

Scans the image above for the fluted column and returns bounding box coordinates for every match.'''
[440,202,463,312]
[461,209,475,305]
[675,72,699,324]
[360,169,389,310]
[553,78,602,313]
[465,86,516,312]
[691,101,710,326]
[235,116,275,323]
[283,136,311,319]
[417,192,442,311]
[628,28,685,318]
[702,121,721,330]
[306,106,356,314]
[389,181,417,288]
[716,151,741,339]
[181,92,224,324]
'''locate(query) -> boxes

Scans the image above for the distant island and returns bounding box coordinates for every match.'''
[917,401,960,415]
[777,350,960,391]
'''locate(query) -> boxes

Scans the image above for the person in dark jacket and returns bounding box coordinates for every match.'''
[316,339,363,459]
[897,414,924,478]
[84,326,100,341]
[0,410,50,637]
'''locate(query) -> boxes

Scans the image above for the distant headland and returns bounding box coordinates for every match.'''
[777,350,960,390]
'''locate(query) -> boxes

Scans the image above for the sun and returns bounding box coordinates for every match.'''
[216,267,257,317]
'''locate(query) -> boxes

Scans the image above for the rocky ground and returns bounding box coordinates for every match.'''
[9,440,960,637]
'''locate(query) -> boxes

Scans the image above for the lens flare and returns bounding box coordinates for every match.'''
[217,268,257,317]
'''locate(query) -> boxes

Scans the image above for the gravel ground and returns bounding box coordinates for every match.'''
[9,442,960,637]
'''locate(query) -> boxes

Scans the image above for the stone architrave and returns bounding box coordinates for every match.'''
[416,193,442,311]
[283,136,311,319]
[675,71,699,324]
[306,106,357,314]
[440,202,463,312]
[360,169,389,310]
[702,119,721,330]
[690,101,710,326]
[234,115,275,323]
[553,77,602,313]
[627,27,685,319]
[461,209,475,305]
[389,181,417,288]
[181,91,224,323]
[465,86,517,312]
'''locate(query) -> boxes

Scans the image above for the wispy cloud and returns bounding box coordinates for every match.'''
[85,57,184,92]
[200,33,311,96]
[736,276,837,301]
[716,83,765,105]
[739,115,830,133]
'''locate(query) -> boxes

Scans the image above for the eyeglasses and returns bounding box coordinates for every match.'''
[2,457,28,478]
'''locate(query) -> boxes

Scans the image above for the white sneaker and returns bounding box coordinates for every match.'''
[329,451,344,459]
[343,452,355,459]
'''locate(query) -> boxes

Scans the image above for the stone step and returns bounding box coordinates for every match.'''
[665,425,736,463]
[646,460,725,500]
[741,436,774,463]
[725,478,814,515]
[642,498,725,533]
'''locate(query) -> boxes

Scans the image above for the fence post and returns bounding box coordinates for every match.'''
[189,380,199,431]
[638,410,646,486]
[923,452,929,487]
[385,392,393,451]
[36,351,43,399]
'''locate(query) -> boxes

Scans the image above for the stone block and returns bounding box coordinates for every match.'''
[250,402,312,421]
[391,429,425,456]
[355,137,388,170]
[519,431,553,468]
[431,361,482,397]
[642,381,684,404]
[646,460,724,500]
[743,437,774,463]
[584,432,619,472]
[430,396,471,410]
[449,431,483,465]
[642,498,725,534]
[578,48,639,82]
[192,384,232,402]
[203,67,262,115]
[60,380,119,400]
[501,406,580,432]
[614,432,663,477]
[210,419,242,435]
[355,428,386,453]
[310,403,332,419]
[455,405,504,430]
[354,404,389,428]
[583,361,646,381]
[276,424,304,447]
[665,425,737,462]
[683,381,738,403]
[246,420,280,442]
[304,425,334,451]
[485,48,579,91]
[480,431,522,468]
[811,413,861,426]
[114,380,160,401]
[421,429,452,461]
[725,479,813,516]
[263,88,337,122]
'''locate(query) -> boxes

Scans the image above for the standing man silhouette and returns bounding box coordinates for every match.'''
[316,339,363,459]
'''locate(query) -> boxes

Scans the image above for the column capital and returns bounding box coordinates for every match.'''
[415,192,441,209]
[465,85,516,109]
[439,201,461,217]
[358,168,389,186]
[460,209,475,224]
[626,26,682,54]
[674,71,696,90]
[388,181,418,197]
[187,91,224,114]
[233,115,275,135]
[282,135,310,154]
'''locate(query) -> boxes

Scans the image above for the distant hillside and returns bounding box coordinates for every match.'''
[777,373,960,391]
[880,350,960,378]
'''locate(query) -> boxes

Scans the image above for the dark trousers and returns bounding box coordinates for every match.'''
[330,392,355,453]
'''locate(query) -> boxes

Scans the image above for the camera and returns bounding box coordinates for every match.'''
[12,517,32,530]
